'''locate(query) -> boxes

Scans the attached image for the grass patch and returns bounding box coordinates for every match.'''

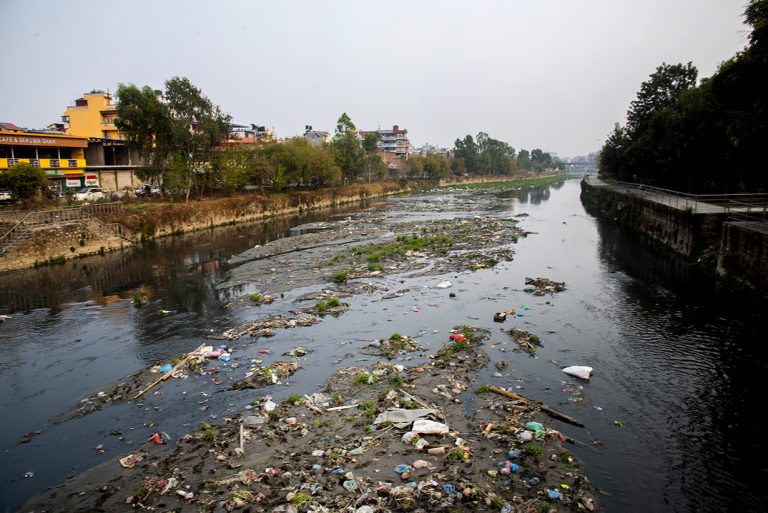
[291,492,312,506]
[525,443,543,458]
[332,271,348,283]
[475,385,491,393]
[316,300,327,312]
[284,394,302,406]
[354,372,375,385]
[390,373,404,385]
[249,293,263,303]
[327,296,341,307]
[202,428,215,442]
[449,174,566,190]
[332,392,344,406]
[359,400,377,419]
[232,489,254,502]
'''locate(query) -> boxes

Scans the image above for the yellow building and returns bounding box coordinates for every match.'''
[60,90,142,193]
[62,90,121,140]
[0,128,91,191]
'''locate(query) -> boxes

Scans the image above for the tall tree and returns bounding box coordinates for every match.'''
[116,77,230,200]
[362,132,381,182]
[454,135,479,173]
[517,149,531,170]
[330,113,364,181]
[626,62,698,136]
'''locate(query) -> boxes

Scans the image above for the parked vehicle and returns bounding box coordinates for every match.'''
[134,183,161,197]
[0,188,12,203]
[74,187,105,202]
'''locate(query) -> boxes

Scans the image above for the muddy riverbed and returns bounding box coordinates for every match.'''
[2,179,768,512]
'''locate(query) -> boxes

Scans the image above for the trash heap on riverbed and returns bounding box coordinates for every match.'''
[524,277,566,296]
[214,314,322,341]
[28,326,596,512]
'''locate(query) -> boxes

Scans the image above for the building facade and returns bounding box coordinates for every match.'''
[358,125,410,170]
[0,127,91,192]
[60,90,144,193]
[63,90,121,140]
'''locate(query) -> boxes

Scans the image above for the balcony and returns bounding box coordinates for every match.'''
[0,158,86,170]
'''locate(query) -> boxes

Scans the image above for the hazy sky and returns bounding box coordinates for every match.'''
[0,0,751,156]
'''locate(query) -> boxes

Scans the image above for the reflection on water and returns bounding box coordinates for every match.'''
[581,198,767,513]
[0,203,371,315]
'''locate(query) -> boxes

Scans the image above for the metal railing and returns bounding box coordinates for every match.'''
[592,177,768,214]
[0,204,132,256]
[725,201,768,226]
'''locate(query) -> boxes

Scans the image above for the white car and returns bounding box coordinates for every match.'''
[74,187,105,202]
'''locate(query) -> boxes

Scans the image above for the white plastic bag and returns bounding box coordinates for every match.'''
[562,366,593,380]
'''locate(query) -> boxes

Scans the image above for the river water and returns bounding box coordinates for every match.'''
[0,179,766,512]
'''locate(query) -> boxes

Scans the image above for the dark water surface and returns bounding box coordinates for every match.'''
[1,180,766,512]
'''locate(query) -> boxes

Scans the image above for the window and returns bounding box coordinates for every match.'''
[30,159,40,167]
[49,159,60,168]
[68,159,78,167]
[8,158,19,166]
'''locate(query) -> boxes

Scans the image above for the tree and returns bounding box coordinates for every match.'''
[363,132,381,181]
[330,113,364,181]
[454,135,479,173]
[477,132,515,174]
[530,149,553,171]
[1,163,47,201]
[597,1,768,193]
[164,77,231,199]
[115,84,171,184]
[451,157,466,176]
[116,77,231,200]
[626,62,698,136]
[517,149,531,170]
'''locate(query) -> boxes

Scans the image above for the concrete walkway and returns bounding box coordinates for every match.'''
[584,176,727,214]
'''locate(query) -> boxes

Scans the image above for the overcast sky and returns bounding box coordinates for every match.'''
[0,0,751,157]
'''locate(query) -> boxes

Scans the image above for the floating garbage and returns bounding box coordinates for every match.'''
[119,453,143,468]
[562,366,593,380]
[435,280,452,289]
[412,419,449,435]
[343,479,359,491]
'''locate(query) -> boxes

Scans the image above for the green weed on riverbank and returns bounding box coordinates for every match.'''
[448,174,567,190]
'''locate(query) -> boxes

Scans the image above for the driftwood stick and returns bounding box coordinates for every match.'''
[134,344,205,400]
[325,404,359,412]
[488,386,584,428]
[239,422,245,453]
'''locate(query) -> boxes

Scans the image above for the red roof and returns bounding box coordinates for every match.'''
[0,122,26,132]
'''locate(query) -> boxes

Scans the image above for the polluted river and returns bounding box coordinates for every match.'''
[0,178,766,512]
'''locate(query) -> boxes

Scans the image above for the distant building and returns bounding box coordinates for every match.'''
[411,143,452,159]
[0,124,90,191]
[303,125,331,146]
[225,123,274,144]
[358,125,411,170]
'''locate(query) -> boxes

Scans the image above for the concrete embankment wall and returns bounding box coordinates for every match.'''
[0,182,410,272]
[112,183,408,239]
[718,222,768,293]
[579,180,725,258]
[581,179,768,295]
